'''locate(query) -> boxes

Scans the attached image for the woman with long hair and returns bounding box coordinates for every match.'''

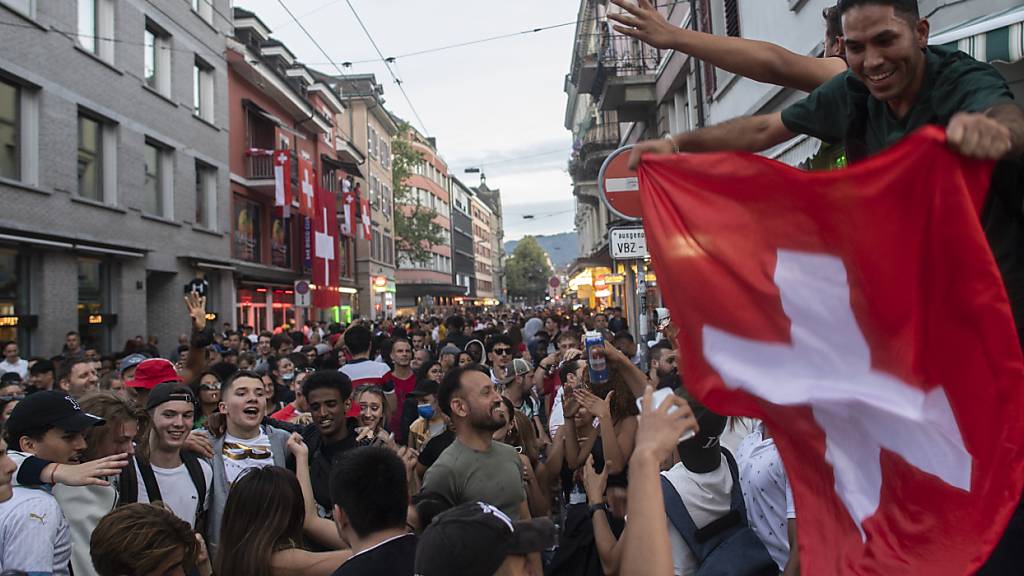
[190,370,221,430]
[353,384,390,446]
[214,464,350,576]
[415,360,443,384]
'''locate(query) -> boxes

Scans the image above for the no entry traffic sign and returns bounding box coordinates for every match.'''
[598,146,642,221]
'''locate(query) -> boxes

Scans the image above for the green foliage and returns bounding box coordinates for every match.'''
[392,120,446,266]
[506,236,553,304]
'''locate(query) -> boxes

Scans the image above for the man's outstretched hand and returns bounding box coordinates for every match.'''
[947,112,1013,160]
[608,0,679,51]
[627,136,677,170]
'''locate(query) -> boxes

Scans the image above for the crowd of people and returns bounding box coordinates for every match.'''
[1,0,1023,573]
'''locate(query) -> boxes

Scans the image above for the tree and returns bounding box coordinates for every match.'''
[392,120,446,266]
[506,236,554,304]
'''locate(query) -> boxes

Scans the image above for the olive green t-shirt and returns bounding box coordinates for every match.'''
[781,45,1014,158]
[421,438,526,520]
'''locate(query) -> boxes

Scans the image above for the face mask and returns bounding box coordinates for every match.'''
[417,404,435,419]
[281,372,295,382]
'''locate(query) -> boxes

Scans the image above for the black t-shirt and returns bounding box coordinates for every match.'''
[417,429,455,469]
[331,533,417,576]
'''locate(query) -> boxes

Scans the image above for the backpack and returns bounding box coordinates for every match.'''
[118,452,208,533]
[660,449,777,576]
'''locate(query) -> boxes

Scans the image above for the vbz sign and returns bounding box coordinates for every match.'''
[610,227,648,260]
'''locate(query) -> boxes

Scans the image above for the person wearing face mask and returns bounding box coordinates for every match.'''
[268,356,298,413]
[406,380,446,452]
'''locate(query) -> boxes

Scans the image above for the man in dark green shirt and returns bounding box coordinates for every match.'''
[625,1,1024,573]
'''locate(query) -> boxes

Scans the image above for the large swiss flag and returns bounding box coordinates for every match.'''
[312,176,340,308]
[639,127,1024,575]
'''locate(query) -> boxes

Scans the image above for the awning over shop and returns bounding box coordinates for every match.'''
[930,6,1024,63]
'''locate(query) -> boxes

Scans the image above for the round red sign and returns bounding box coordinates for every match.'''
[598,146,643,221]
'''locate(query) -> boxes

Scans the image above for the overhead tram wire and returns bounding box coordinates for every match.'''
[273,0,353,84]
[344,0,430,136]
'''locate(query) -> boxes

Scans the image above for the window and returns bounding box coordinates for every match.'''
[724,0,740,38]
[144,23,171,96]
[78,0,114,62]
[194,160,216,229]
[191,0,214,23]
[0,80,18,181]
[78,115,103,201]
[270,213,291,268]
[233,196,261,262]
[193,58,214,121]
[144,139,173,218]
[2,0,34,19]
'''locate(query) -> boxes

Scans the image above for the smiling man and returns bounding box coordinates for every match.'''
[1,390,105,576]
[205,370,291,557]
[301,370,359,518]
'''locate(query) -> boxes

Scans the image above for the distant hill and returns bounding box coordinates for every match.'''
[505,232,577,270]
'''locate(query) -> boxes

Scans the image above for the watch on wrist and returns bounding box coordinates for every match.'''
[588,502,609,517]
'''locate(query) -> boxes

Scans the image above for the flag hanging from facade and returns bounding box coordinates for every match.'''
[638,126,1024,575]
[341,177,355,237]
[312,174,339,308]
[298,154,316,218]
[356,182,372,241]
[272,149,291,210]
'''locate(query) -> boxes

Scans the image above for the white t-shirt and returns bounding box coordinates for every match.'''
[0,486,71,576]
[222,431,274,485]
[548,387,564,437]
[661,456,733,576]
[0,358,27,379]
[135,459,213,528]
[735,425,796,570]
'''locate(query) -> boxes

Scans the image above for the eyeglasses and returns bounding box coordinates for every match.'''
[492,348,512,356]
[198,384,220,391]
[297,367,316,373]
[0,395,24,402]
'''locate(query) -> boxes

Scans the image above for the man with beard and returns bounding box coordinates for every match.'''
[58,358,99,399]
[1,390,105,575]
[302,370,359,518]
[422,365,527,521]
[648,341,677,384]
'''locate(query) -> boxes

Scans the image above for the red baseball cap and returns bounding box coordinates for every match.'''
[126,358,183,390]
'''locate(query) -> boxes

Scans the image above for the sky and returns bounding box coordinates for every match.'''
[235,0,582,241]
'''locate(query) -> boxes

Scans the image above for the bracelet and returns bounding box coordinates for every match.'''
[49,464,60,484]
[663,133,680,153]
[588,502,609,517]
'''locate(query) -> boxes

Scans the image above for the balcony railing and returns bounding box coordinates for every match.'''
[245,149,297,185]
[599,33,662,78]
[580,122,620,149]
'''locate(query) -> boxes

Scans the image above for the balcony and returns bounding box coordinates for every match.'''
[569,122,620,181]
[244,149,295,191]
[570,33,603,95]
[595,34,661,122]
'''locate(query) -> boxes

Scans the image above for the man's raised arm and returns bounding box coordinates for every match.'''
[627,112,795,169]
[608,0,845,93]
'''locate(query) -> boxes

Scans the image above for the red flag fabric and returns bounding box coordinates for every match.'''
[272,150,291,209]
[312,176,339,308]
[297,155,316,218]
[638,126,1024,575]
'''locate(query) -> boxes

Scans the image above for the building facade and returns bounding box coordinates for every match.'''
[329,74,397,319]
[450,177,477,297]
[228,8,351,332]
[469,193,495,300]
[395,128,460,314]
[0,0,232,355]
[473,180,506,303]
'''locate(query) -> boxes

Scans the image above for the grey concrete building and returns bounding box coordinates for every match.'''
[450,177,476,297]
[0,0,232,356]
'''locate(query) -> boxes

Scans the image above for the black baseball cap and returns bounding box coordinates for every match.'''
[146,382,197,411]
[5,390,105,439]
[414,502,556,576]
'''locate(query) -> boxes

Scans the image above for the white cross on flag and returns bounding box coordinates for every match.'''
[273,150,291,209]
[312,177,340,308]
[638,127,1024,575]
[298,155,315,218]
[341,178,355,237]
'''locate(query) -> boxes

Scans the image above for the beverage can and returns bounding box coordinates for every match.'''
[585,331,609,384]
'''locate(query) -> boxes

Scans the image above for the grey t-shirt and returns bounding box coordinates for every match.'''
[421,439,526,520]
[0,486,71,575]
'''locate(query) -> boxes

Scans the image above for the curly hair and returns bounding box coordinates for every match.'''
[582,363,639,423]
[78,392,146,462]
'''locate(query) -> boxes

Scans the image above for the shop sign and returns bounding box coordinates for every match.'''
[609,227,649,260]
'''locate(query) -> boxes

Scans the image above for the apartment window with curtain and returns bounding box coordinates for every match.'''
[78,0,115,62]
[77,114,103,201]
[144,139,173,218]
[144,22,171,97]
[0,80,18,181]
[193,57,214,122]
[195,160,216,229]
